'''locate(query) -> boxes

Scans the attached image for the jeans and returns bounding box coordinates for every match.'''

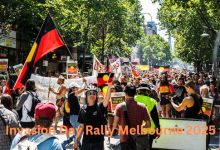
[70,115,79,134]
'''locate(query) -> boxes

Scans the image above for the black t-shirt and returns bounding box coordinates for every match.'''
[68,92,80,115]
[78,103,107,144]
[175,86,187,103]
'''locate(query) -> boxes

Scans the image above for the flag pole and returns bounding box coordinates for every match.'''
[48,13,74,61]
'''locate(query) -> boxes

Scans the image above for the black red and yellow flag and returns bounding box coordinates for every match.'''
[13,14,65,90]
[97,73,114,96]
[153,65,170,72]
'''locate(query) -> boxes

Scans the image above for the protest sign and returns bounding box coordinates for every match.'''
[202,97,213,118]
[31,74,97,103]
[111,92,125,113]
[0,59,8,72]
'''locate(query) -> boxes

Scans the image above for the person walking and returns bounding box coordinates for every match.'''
[113,84,151,150]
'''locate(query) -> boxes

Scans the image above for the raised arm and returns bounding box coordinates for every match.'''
[102,82,112,107]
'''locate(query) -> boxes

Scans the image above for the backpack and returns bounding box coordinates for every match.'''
[12,134,56,150]
[0,109,12,142]
[26,92,41,118]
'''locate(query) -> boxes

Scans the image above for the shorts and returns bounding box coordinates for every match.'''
[160,97,171,105]
[70,115,79,128]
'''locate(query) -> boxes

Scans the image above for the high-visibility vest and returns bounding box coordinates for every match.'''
[135,95,157,134]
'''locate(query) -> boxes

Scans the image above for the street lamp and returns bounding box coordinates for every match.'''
[200,32,209,38]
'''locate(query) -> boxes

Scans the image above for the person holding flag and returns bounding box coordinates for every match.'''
[13,13,67,91]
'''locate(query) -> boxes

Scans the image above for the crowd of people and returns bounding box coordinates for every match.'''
[0,70,219,150]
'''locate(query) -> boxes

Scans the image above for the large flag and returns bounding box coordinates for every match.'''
[92,56,105,76]
[111,58,121,78]
[130,64,139,77]
[13,14,65,90]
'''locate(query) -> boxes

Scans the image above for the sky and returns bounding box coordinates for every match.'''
[139,0,169,41]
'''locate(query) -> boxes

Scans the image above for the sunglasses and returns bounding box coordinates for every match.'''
[86,91,97,96]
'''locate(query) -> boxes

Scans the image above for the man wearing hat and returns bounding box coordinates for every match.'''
[135,83,160,149]
[11,102,63,150]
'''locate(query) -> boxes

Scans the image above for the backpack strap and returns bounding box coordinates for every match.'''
[0,109,12,142]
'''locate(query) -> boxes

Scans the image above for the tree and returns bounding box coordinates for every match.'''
[152,0,220,71]
[1,0,145,62]
[137,34,172,65]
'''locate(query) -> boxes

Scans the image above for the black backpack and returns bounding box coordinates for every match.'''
[26,91,41,118]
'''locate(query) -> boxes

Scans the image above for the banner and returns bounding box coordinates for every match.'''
[13,64,23,75]
[153,118,206,150]
[92,56,105,76]
[66,60,78,74]
[31,74,97,103]
[110,58,122,78]
[153,65,170,72]
[0,59,8,72]
[111,92,125,113]
[136,65,150,71]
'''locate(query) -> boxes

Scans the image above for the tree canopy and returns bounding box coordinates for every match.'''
[137,34,172,66]
[1,0,145,60]
[152,0,220,71]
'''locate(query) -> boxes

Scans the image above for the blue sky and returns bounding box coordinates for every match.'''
[139,0,168,40]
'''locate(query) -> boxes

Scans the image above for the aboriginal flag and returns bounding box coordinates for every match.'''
[13,14,65,90]
[97,73,114,87]
[153,65,170,72]
[97,73,114,95]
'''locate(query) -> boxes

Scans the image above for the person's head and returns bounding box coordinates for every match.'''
[57,75,65,85]
[68,82,80,93]
[198,78,203,85]
[25,79,36,92]
[124,84,136,98]
[177,77,184,86]
[136,84,151,97]
[133,77,141,86]
[200,85,209,98]
[209,81,215,91]
[85,89,98,106]
[0,94,13,110]
[1,80,6,86]
[16,88,24,95]
[185,80,196,94]
[160,74,168,85]
[35,102,56,128]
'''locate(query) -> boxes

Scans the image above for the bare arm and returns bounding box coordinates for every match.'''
[74,124,84,149]
[171,97,194,112]
[111,116,119,137]
[103,82,112,107]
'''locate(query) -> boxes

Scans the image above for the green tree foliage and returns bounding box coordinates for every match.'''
[137,34,172,65]
[152,0,220,71]
[1,0,144,59]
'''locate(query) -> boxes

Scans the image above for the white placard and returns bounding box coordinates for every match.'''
[152,118,207,150]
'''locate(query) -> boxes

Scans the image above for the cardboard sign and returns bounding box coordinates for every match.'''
[0,59,8,72]
[202,97,213,118]
[111,92,125,113]
[66,60,78,74]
